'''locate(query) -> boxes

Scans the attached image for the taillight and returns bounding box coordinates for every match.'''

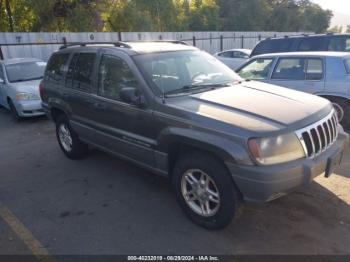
[39,81,45,100]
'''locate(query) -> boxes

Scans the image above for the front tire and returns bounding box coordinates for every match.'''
[8,99,21,121]
[56,115,88,159]
[172,151,242,230]
[328,97,350,129]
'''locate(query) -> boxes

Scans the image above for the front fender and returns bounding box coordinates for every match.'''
[157,127,253,165]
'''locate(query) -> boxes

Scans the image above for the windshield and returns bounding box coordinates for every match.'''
[6,61,46,83]
[133,50,242,96]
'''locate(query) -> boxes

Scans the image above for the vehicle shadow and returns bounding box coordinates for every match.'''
[50,148,350,254]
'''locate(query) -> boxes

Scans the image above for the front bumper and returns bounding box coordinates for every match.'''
[226,128,349,203]
[16,100,45,117]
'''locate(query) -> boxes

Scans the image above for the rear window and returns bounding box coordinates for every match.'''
[252,39,292,56]
[218,51,233,58]
[345,59,350,74]
[46,53,70,78]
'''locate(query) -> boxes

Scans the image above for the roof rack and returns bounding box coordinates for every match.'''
[59,41,132,50]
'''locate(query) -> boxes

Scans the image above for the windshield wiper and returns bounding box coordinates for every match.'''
[11,76,43,83]
[164,82,231,97]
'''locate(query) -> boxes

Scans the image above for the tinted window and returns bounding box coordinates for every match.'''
[233,51,249,59]
[98,55,138,101]
[272,58,306,80]
[66,53,96,92]
[298,37,325,51]
[0,66,4,81]
[306,59,323,80]
[5,61,46,83]
[328,37,350,52]
[252,39,292,56]
[237,58,274,80]
[46,53,69,78]
[344,59,350,74]
[218,51,233,58]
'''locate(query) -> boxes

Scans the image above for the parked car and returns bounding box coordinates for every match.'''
[214,49,251,69]
[251,33,350,57]
[236,52,350,127]
[41,42,348,229]
[0,58,46,120]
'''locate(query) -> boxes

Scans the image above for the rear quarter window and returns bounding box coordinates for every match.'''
[46,53,70,79]
[252,39,292,56]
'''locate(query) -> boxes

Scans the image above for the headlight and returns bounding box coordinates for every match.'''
[16,92,40,101]
[248,133,306,165]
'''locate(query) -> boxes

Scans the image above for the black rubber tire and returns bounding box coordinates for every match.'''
[328,97,350,129]
[55,115,88,159]
[172,151,242,230]
[8,99,21,121]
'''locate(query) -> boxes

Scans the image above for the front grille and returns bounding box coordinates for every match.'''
[295,110,339,158]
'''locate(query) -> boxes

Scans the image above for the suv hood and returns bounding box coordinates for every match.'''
[9,79,41,96]
[169,81,331,133]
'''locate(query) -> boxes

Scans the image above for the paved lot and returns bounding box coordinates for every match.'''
[0,107,350,257]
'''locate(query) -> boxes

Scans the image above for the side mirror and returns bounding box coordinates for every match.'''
[0,78,4,84]
[119,87,145,107]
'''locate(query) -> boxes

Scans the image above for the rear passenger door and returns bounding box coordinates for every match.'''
[87,51,156,168]
[269,57,325,94]
[64,52,97,136]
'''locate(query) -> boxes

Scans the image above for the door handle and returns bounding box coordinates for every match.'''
[93,102,106,109]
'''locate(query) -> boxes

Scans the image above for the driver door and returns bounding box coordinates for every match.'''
[88,51,157,167]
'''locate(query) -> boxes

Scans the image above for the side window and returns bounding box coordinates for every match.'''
[98,55,138,101]
[237,58,274,80]
[298,37,325,51]
[272,58,306,80]
[233,51,249,59]
[345,59,350,74]
[218,51,233,58]
[46,53,70,80]
[328,37,350,52]
[252,39,291,56]
[66,53,96,92]
[0,65,4,81]
[306,59,323,80]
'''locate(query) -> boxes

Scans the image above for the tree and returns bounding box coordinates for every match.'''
[0,0,335,33]
[347,25,350,33]
[328,26,343,33]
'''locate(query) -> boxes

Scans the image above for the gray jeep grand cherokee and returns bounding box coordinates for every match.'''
[41,41,349,229]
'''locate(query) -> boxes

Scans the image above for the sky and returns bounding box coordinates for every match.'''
[311,0,350,15]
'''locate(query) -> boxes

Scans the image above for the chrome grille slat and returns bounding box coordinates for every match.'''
[295,110,338,158]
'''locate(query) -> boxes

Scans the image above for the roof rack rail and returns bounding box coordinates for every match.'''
[59,41,132,50]
[128,40,189,45]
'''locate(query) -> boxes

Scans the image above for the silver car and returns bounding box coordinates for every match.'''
[0,58,46,120]
[236,52,350,127]
[214,49,251,70]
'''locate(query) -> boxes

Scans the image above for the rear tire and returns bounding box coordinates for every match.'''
[8,99,21,121]
[56,115,88,159]
[328,97,350,129]
[172,151,242,230]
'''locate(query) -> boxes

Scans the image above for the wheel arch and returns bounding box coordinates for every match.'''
[157,128,251,174]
